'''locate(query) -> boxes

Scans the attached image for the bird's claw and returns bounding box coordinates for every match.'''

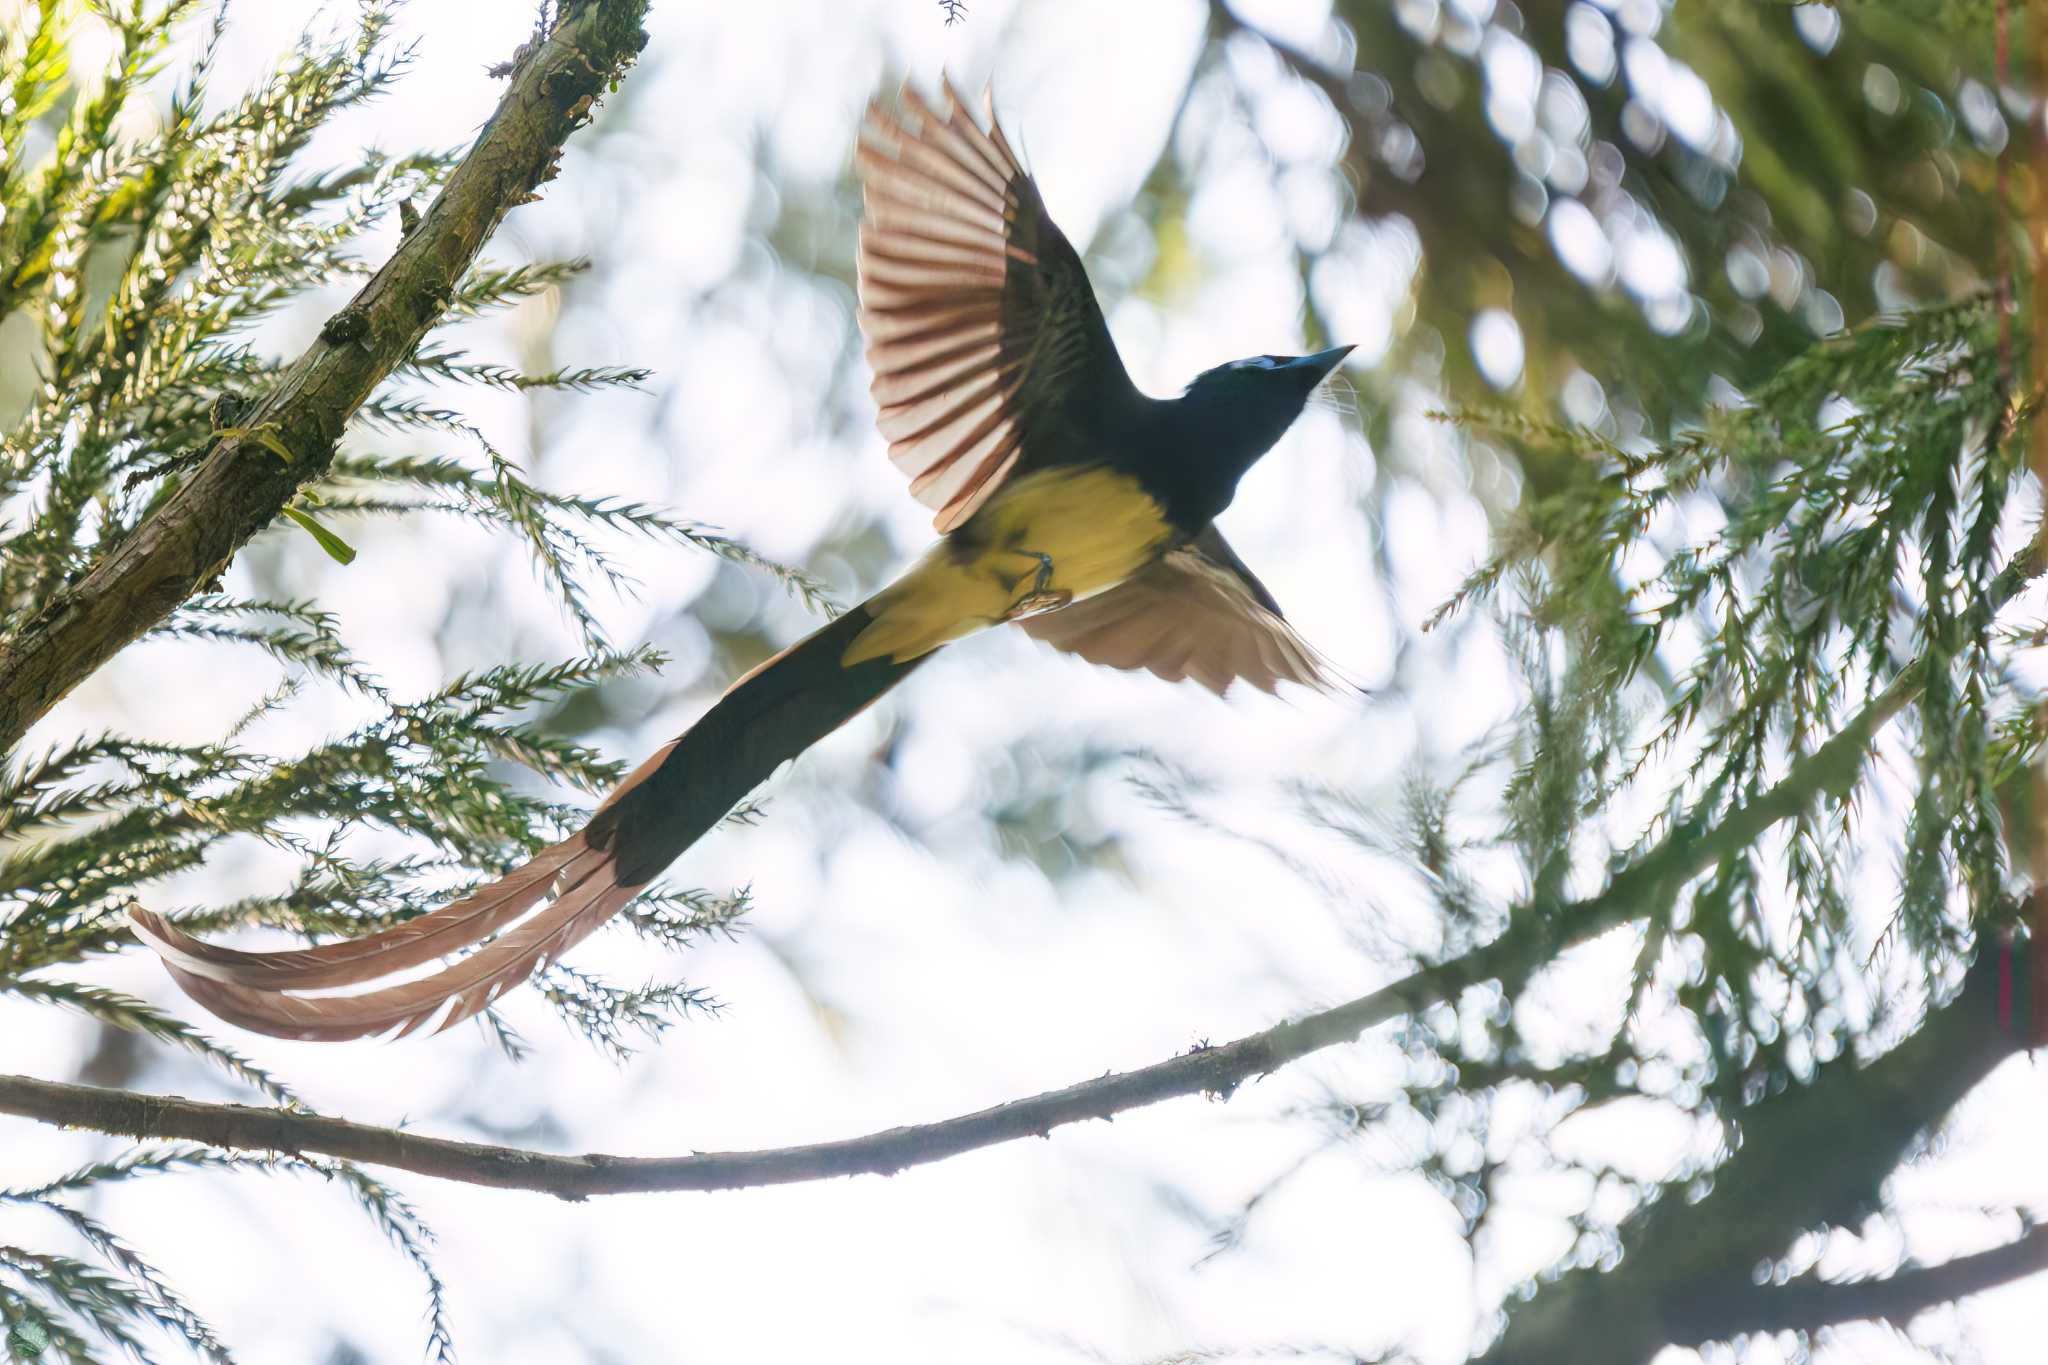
[1001,549,1069,619]
[1020,549,1055,595]
[1006,588,1073,619]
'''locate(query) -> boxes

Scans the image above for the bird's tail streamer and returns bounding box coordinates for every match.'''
[130,603,928,1041]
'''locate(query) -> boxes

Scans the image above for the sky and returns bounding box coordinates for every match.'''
[4,1,2047,1362]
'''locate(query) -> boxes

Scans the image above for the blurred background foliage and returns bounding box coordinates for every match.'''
[2,0,2046,1362]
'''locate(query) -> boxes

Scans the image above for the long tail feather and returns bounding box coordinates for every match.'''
[127,840,595,990]
[131,603,928,1040]
[152,855,631,1042]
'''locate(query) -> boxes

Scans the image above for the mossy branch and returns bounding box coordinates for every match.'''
[0,0,650,753]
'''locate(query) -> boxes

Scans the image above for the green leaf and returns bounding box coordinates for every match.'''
[215,423,295,464]
[280,505,357,565]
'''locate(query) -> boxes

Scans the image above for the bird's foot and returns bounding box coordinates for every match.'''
[1012,549,1056,596]
[998,549,1068,619]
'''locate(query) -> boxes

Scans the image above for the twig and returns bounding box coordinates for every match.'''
[0,1,652,754]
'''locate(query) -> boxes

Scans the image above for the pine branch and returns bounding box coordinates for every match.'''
[14,1205,235,1365]
[0,979,299,1107]
[0,0,652,754]
[0,1143,452,1365]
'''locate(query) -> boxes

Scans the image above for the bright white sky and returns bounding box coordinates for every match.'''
[3,1,2047,1362]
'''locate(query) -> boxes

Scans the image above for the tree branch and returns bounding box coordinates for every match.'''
[0,937,1499,1198]
[1479,949,2026,1363]
[1680,1224,2048,1342]
[0,0,651,754]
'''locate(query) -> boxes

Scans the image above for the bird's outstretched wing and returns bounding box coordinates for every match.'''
[858,78,1131,531]
[1019,527,1336,695]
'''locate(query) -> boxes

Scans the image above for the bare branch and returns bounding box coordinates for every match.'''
[1682,1224,2048,1345]
[0,937,1495,1198]
[0,1,651,753]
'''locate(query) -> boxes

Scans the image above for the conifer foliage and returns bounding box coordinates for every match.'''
[0,3,770,1357]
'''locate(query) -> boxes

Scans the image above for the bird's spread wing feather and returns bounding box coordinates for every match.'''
[1018,526,1337,696]
[858,78,1127,531]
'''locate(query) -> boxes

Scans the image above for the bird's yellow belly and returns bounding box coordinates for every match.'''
[843,466,1171,665]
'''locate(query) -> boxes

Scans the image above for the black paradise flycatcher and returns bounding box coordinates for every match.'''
[132,80,1355,1040]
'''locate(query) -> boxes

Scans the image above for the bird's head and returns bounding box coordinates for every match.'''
[1186,344,1355,398]
[1173,345,1354,499]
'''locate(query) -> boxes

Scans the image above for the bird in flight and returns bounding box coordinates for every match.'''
[131,79,1354,1040]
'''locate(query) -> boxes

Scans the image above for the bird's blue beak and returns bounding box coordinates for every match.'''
[1295,345,1355,383]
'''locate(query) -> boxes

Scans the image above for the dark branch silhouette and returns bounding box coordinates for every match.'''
[0,937,1503,1198]
[1479,949,2025,1362]
[1683,1224,2048,1341]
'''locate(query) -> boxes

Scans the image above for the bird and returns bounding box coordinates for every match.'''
[129,78,1354,1041]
